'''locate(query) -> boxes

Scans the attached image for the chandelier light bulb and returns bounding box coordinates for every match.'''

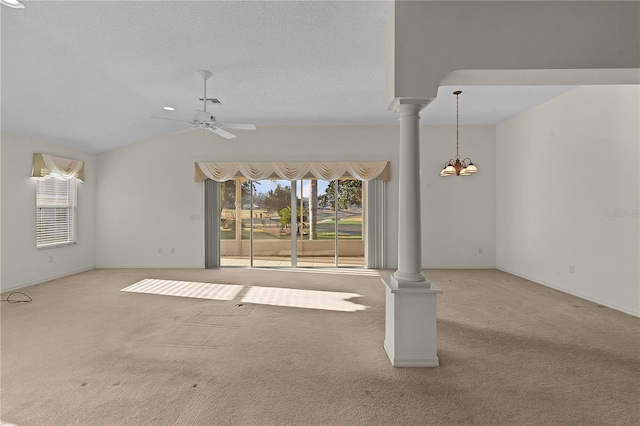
[443,165,456,175]
[466,163,478,173]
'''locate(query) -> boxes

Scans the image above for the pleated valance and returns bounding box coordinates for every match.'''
[32,153,85,181]
[195,161,390,182]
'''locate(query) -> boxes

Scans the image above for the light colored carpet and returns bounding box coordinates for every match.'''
[1,268,638,425]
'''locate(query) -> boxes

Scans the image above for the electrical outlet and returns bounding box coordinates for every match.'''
[171,248,175,254]
[48,255,53,263]
[158,248,163,254]
[570,265,575,274]
[478,248,483,255]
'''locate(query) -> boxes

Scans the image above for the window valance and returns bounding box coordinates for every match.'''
[32,153,85,181]
[194,161,390,182]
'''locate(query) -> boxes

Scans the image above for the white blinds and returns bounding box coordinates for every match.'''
[36,175,78,249]
[194,161,390,182]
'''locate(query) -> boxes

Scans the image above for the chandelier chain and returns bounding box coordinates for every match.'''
[456,91,460,159]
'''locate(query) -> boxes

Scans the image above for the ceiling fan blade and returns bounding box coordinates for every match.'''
[221,123,256,130]
[208,127,237,139]
[172,127,197,135]
[151,116,195,124]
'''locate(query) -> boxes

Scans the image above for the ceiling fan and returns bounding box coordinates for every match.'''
[152,70,256,139]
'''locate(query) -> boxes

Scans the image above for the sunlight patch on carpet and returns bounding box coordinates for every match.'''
[122,279,243,301]
[241,286,367,312]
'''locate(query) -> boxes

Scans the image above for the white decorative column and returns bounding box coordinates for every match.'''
[381,100,443,367]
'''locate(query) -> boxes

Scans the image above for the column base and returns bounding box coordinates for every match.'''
[391,271,431,288]
[381,277,443,367]
[383,341,440,367]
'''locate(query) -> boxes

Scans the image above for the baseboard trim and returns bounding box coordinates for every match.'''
[496,267,640,318]
[1,266,95,294]
[384,265,496,270]
[423,266,496,270]
[95,264,204,269]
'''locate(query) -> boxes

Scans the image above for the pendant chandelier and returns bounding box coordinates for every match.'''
[440,90,478,177]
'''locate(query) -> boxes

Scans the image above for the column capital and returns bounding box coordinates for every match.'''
[387,97,434,113]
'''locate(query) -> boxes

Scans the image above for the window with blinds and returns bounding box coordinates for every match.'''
[36,175,78,249]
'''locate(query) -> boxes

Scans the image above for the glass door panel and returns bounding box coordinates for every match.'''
[220,179,250,266]
[297,179,336,267]
[240,180,253,265]
[337,180,364,267]
[250,180,292,267]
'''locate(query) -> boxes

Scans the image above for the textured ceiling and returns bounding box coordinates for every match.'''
[2,1,574,153]
[423,85,576,125]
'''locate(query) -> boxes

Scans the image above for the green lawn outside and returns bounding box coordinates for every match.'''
[220,229,361,240]
[321,220,362,225]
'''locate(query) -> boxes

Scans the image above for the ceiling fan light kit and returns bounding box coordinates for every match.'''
[1,0,25,8]
[151,70,256,139]
[440,90,478,177]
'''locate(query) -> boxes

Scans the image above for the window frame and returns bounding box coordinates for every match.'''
[35,173,78,250]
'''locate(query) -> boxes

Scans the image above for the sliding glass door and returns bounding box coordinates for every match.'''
[219,178,363,268]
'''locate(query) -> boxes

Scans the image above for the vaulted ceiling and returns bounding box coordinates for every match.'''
[2,1,574,153]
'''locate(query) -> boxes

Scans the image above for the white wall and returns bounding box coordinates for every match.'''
[95,125,496,269]
[1,133,96,292]
[95,126,400,268]
[422,126,496,268]
[496,85,640,316]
